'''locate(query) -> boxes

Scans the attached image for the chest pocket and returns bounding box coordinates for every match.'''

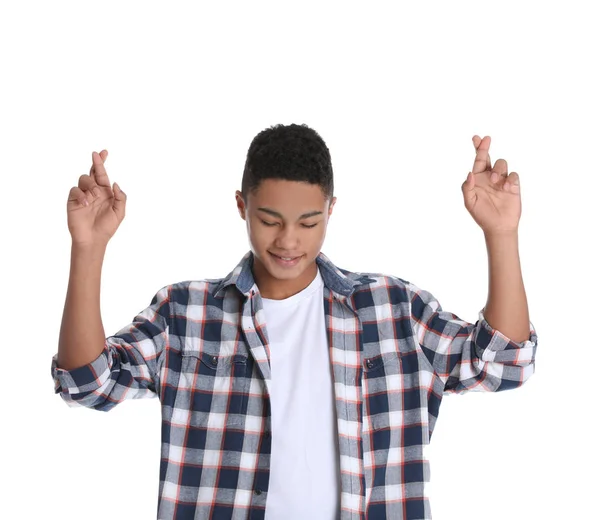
[362,350,405,432]
[178,349,251,428]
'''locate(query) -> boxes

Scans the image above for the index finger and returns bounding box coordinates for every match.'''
[89,150,108,176]
[471,135,491,174]
[472,135,491,170]
[91,150,111,187]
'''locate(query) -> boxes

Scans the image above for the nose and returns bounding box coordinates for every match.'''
[273,224,300,250]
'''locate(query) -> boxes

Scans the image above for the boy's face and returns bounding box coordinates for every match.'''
[235,179,336,299]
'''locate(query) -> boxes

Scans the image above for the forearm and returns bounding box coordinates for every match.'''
[482,231,531,343]
[57,242,107,371]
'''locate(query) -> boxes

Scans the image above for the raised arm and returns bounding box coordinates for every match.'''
[463,135,531,342]
[409,135,537,394]
[52,149,171,412]
[57,150,126,371]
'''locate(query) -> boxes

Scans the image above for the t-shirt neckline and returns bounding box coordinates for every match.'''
[261,268,324,308]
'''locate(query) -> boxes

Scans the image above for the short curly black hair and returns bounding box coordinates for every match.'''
[241,123,334,203]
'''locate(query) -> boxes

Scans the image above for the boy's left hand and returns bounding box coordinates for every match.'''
[461,135,521,235]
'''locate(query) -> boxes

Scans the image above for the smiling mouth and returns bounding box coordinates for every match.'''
[269,252,303,261]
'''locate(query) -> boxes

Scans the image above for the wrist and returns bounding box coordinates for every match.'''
[71,240,108,260]
[483,229,519,241]
[484,230,520,258]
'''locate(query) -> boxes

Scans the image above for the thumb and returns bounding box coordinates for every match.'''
[112,182,127,220]
[462,171,475,192]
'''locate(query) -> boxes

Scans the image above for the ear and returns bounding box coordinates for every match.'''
[235,191,246,220]
[328,196,337,216]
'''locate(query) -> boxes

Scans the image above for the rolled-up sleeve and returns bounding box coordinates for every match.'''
[51,284,171,411]
[409,283,538,394]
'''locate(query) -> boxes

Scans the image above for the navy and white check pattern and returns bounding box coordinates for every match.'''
[51,250,538,519]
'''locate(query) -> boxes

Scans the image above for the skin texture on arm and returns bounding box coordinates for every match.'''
[57,243,107,371]
[483,230,531,343]
[463,135,532,344]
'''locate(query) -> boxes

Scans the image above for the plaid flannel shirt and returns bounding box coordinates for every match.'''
[51,250,538,520]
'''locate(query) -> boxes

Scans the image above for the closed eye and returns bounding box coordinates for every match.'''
[259,220,318,229]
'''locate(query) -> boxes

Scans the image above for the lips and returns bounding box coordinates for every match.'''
[268,251,304,267]
[269,252,301,260]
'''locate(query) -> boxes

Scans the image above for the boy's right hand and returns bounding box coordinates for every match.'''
[67,150,127,247]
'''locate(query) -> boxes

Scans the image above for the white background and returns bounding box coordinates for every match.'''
[1,1,598,519]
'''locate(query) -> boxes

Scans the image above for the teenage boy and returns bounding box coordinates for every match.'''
[51,123,537,520]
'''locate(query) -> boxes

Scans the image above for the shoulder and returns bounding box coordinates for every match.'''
[156,277,228,306]
[339,263,413,289]
[341,266,418,303]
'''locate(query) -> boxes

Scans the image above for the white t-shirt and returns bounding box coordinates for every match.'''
[261,268,341,519]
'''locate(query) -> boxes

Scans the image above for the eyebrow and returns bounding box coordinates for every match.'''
[257,207,323,220]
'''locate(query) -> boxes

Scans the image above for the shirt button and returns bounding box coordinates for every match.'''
[211,356,218,366]
[254,488,262,495]
[366,359,373,369]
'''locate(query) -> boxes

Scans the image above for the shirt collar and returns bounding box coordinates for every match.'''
[212,250,376,300]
